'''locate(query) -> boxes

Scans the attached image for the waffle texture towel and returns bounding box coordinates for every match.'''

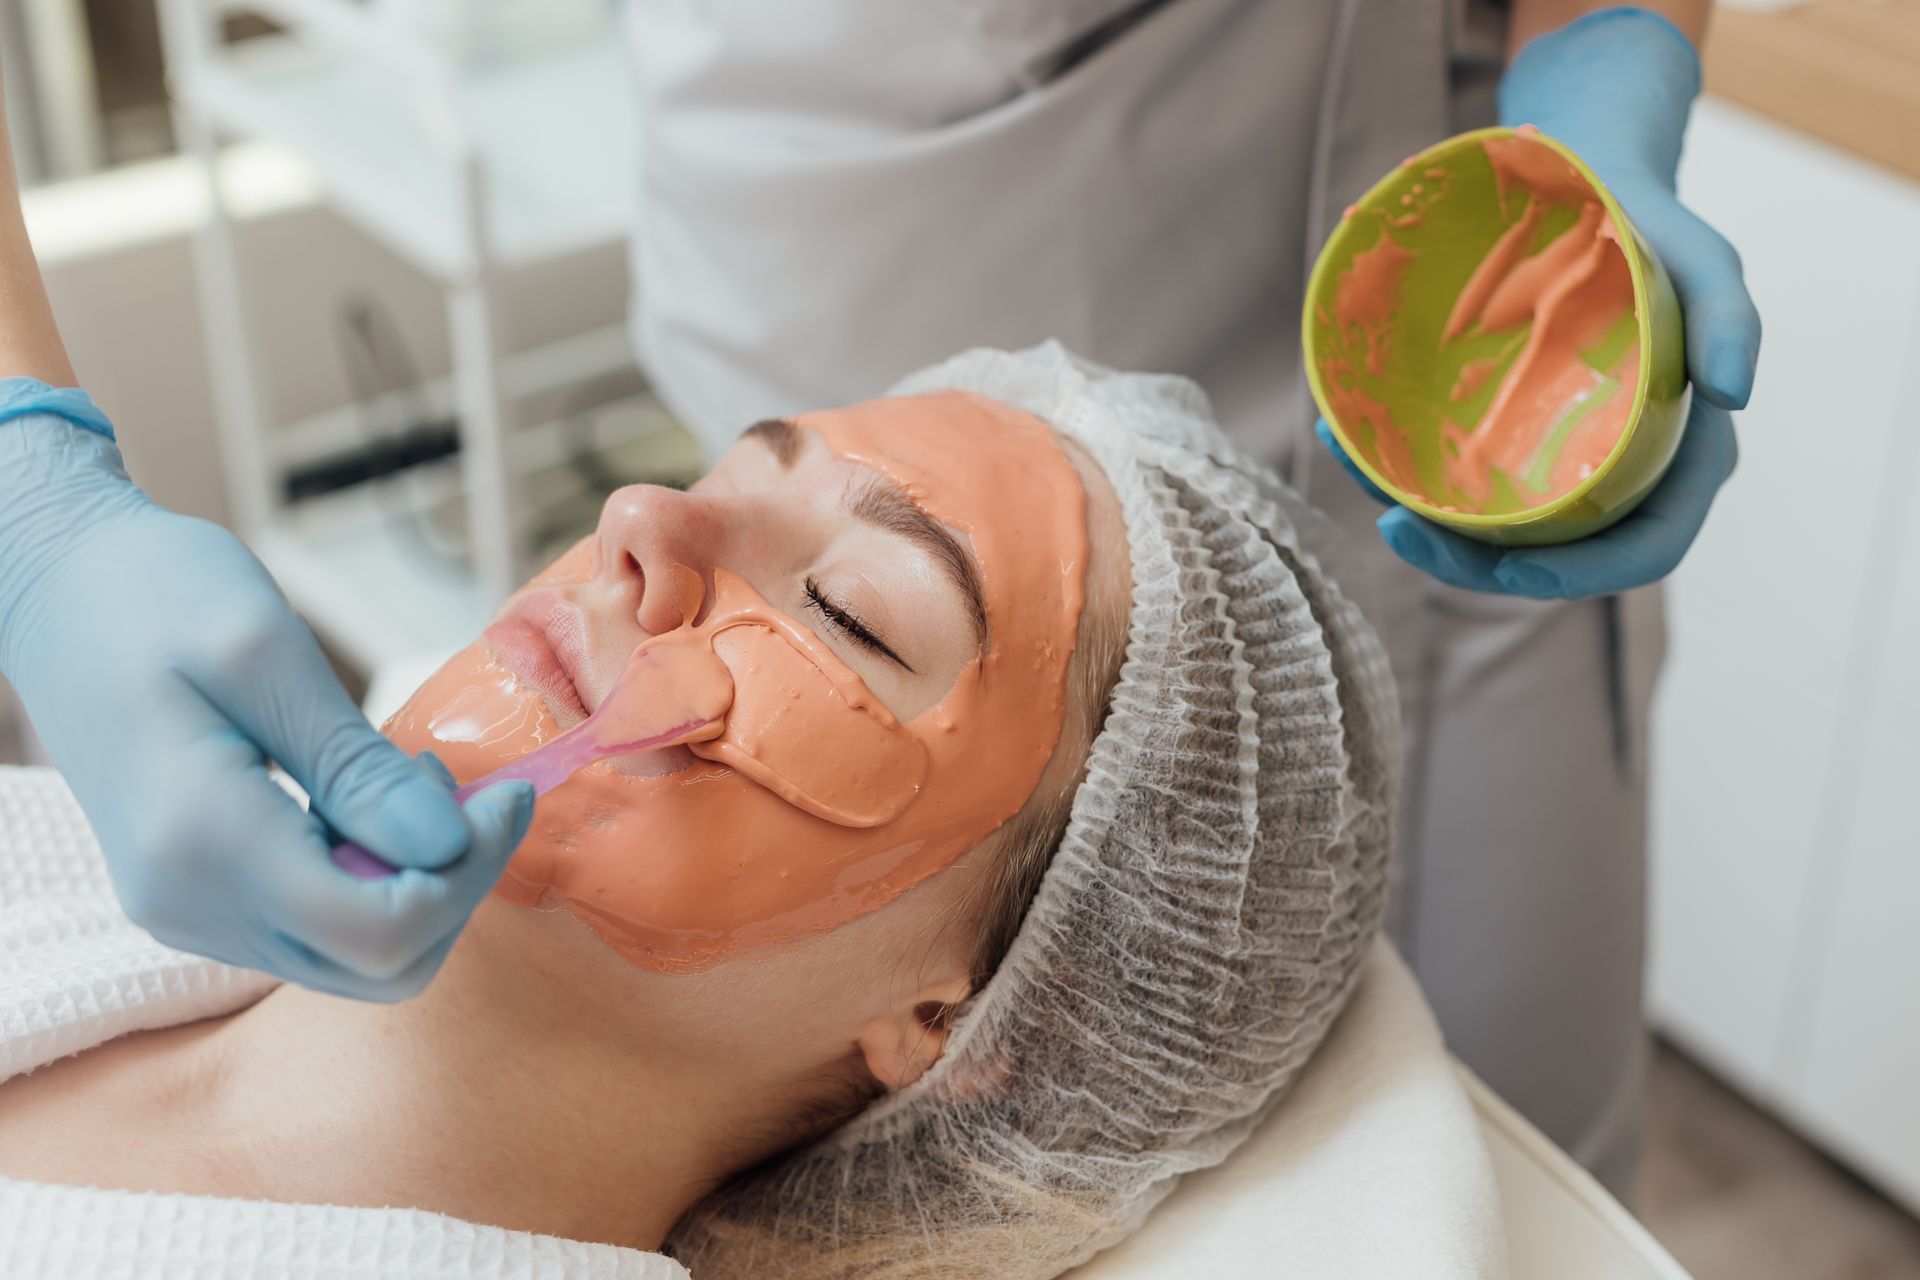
[0,765,689,1280]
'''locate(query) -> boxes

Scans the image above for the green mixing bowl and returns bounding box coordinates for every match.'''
[1302,126,1688,546]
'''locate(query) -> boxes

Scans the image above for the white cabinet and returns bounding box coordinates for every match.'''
[1793,413,1920,1202]
[1650,98,1920,1209]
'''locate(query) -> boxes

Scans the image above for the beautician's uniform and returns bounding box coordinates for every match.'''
[620,0,1660,1194]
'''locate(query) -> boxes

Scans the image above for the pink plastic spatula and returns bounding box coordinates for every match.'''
[330,644,732,880]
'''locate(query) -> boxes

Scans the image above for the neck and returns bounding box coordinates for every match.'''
[188,904,760,1250]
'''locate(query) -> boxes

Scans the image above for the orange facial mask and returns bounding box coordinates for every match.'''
[384,392,1089,970]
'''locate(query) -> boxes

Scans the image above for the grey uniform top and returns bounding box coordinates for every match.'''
[621,0,1655,1198]
[626,0,1499,476]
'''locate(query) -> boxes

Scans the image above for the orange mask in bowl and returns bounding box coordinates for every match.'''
[385,392,1089,970]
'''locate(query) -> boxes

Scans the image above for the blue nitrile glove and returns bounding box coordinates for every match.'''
[1318,7,1760,599]
[0,379,535,1001]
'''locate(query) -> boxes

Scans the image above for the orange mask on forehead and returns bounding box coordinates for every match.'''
[385,391,1089,970]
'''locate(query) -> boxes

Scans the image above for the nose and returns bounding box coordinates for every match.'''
[593,484,727,635]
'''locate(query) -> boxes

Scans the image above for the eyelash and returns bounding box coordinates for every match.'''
[803,577,887,656]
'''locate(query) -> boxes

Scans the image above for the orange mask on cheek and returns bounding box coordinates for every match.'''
[385,392,1089,970]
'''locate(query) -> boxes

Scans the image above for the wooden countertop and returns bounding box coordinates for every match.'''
[1704,1,1920,182]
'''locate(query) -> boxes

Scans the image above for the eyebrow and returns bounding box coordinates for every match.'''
[742,416,989,652]
[741,418,802,467]
[847,476,989,653]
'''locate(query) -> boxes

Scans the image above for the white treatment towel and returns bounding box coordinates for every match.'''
[1070,944,1510,1279]
[0,766,689,1280]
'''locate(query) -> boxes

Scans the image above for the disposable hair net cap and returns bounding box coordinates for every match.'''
[671,343,1400,1279]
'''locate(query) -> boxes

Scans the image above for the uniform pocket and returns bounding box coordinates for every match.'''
[942,0,1177,86]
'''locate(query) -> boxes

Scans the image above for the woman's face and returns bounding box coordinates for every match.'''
[385,391,1093,973]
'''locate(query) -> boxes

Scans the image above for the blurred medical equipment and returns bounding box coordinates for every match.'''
[157,0,660,673]
[312,293,694,572]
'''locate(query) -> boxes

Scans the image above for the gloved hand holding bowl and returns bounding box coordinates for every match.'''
[1310,9,1757,599]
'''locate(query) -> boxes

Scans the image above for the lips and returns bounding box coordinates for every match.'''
[484,595,700,782]
[484,598,594,724]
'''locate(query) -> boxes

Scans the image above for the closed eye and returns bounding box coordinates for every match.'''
[803,578,916,673]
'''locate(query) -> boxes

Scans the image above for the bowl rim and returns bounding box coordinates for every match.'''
[1301,124,1658,529]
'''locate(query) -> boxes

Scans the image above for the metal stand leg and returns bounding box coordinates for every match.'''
[163,0,278,539]
[158,0,535,619]
[446,272,519,604]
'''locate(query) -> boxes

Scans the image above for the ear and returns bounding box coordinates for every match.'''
[855,975,973,1090]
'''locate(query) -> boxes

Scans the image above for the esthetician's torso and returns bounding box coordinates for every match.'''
[625,0,1372,470]
[626,0,1502,462]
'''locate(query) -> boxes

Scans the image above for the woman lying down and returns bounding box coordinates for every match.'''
[0,345,1398,1279]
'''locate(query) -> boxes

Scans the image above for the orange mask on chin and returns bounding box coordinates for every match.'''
[384,392,1089,971]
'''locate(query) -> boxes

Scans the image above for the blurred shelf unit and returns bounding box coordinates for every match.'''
[156,0,642,669]
[0,0,108,185]
[261,378,698,669]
